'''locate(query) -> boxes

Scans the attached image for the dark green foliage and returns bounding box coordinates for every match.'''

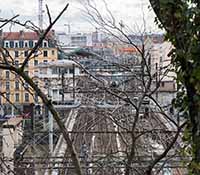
[149,0,200,174]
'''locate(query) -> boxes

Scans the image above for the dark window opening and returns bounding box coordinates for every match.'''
[19,40,24,48]
[15,93,19,102]
[5,71,9,79]
[25,93,29,102]
[69,68,74,74]
[6,82,10,90]
[15,51,19,57]
[15,81,19,90]
[43,50,48,57]
[29,40,33,48]
[34,60,38,66]
[10,41,14,48]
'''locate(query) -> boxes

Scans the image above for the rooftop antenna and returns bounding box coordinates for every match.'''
[38,0,43,29]
[64,23,71,34]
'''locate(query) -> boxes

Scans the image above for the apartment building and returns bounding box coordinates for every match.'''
[149,39,176,111]
[0,30,58,115]
[36,60,80,103]
[56,30,105,48]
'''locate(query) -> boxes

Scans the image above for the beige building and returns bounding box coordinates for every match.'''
[0,30,58,114]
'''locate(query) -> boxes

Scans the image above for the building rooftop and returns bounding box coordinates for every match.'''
[1,30,55,40]
[3,117,23,128]
[37,59,78,68]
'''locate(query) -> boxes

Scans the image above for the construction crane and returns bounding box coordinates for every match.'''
[38,0,43,29]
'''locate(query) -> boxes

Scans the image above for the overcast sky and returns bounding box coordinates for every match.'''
[0,0,159,33]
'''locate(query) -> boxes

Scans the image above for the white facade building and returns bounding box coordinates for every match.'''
[151,41,175,81]
[56,31,105,48]
[149,40,176,111]
[36,60,81,103]
[56,32,92,47]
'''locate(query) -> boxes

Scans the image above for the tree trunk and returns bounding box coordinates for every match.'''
[186,83,200,174]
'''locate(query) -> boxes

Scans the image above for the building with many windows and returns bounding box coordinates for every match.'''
[35,59,81,103]
[0,30,58,115]
[56,30,105,48]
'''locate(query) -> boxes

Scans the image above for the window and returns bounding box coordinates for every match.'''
[15,42,18,48]
[64,68,68,74]
[35,81,39,87]
[15,51,19,57]
[161,82,165,87]
[34,50,38,57]
[34,70,38,76]
[6,93,10,101]
[5,42,9,48]
[43,50,48,57]
[15,93,19,102]
[10,41,14,48]
[24,82,29,90]
[52,89,58,99]
[69,68,74,74]
[5,71,9,79]
[15,81,19,90]
[43,60,48,63]
[19,40,24,48]
[24,42,28,47]
[52,67,58,74]
[40,69,47,74]
[25,93,29,102]
[15,60,19,67]
[35,94,39,103]
[35,104,41,115]
[29,40,33,48]
[43,41,47,47]
[6,82,10,90]
[52,50,55,55]
[34,60,38,66]
[24,50,28,57]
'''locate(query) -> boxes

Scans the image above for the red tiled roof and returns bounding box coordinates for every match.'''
[119,47,139,53]
[2,31,54,40]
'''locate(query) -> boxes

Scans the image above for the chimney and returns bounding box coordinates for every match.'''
[0,29,3,38]
[19,30,24,39]
[51,29,55,36]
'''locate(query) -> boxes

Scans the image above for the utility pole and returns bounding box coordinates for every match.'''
[64,23,71,34]
[49,110,53,154]
[61,69,65,103]
[48,80,53,154]
[73,64,75,100]
[38,0,43,29]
